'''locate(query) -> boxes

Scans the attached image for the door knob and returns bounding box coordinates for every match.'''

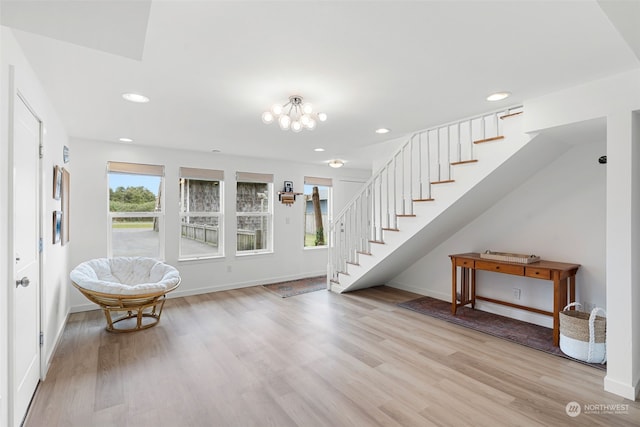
[16,277,30,288]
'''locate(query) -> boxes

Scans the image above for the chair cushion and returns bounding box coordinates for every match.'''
[70,257,181,295]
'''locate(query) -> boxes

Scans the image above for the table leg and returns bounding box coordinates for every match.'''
[451,259,457,314]
[553,274,569,347]
[471,268,476,309]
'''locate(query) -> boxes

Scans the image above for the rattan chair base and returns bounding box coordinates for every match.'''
[72,280,180,333]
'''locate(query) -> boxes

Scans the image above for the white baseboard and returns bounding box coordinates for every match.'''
[387,281,552,328]
[69,271,327,313]
[42,310,70,380]
[387,281,445,300]
[604,375,640,401]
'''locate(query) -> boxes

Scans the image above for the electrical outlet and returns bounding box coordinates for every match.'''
[512,288,521,300]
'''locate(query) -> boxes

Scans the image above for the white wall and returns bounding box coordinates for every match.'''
[1,26,72,426]
[390,136,606,327]
[69,138,370,310]
[525,69,640,400]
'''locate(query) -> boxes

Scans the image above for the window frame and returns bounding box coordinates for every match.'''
[106,162,165,260]
[302,176,333,250]
[235,172,274,256]
[178,167,224,261]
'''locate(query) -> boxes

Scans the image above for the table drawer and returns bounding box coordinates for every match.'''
[455,258,474,268]
[475,260,524,276]
[525,267,551,280]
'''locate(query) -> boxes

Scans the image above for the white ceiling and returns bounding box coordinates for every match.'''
[2,1,639,170]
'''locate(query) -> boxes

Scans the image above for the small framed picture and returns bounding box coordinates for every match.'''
[53,211,62,244]
[63,145,70,163]
[53,165,62,200]
[284,181,293,193]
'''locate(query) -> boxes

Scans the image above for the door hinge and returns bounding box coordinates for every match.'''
[39,144,44,159]
[39,238,43,253]
[39,332,44,346]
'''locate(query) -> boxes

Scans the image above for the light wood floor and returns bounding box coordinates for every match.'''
[25,286,639,427]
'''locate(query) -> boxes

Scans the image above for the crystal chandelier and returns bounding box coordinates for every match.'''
[261,95,327,132]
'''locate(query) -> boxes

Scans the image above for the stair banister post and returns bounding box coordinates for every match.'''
[418,132,423,200]
[426,130,432,199]
[447,126,452,181]
[378,174,383,241]
[393,153,398,229]
[401,145,406,215]
[457,122,462,163]
[481,114,486,140]
[469,119,474,160]
[494,112,499,138]
[366,184,371,253]
[437,129,441,182]
[409,136,414,215]
[385,163,390,229]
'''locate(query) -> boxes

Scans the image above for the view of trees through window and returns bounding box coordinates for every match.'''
[109,186,157,216]
[304,184,329,247]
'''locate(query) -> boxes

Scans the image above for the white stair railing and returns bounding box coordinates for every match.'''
[329,106,523,285]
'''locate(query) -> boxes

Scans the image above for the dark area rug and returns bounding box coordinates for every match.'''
[398,296,606,370]
[262,276,327,298]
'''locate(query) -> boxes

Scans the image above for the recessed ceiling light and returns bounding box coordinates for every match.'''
[375,128,390,134]
[119,137,133,142]
[486,92,511,101]
[314,148,325,152]
[122,93,150,103]
[328,159,344,168]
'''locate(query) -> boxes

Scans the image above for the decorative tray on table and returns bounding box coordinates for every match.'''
[480,250,540,264]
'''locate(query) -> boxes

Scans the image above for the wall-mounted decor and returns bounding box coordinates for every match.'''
[278,181,302,206]
[63,145,70,163]
[53,211,62,244]
[53,165,62,200]
[61,168,70,245]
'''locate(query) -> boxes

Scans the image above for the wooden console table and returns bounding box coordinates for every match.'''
[449,253,580,346]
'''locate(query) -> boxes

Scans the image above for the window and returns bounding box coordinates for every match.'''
[236,172,273,254]
[303,176,332,248]
[107,162,164,259]
[179,167,224,260]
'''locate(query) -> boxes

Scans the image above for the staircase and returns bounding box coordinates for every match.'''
[328,106,541,293]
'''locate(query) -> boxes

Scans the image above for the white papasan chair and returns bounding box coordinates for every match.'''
[70,257,181,333]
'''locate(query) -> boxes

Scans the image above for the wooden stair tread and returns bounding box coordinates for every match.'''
[357,251,372,256]
[368,240,385,244]
[338,271,350,276]
[396,214,416,217]
[431,179,455,185]
[329,279,340,284]
[413,198,435,202]
[499,111,523,120]
[473,135,505,144]
[450,159,478,166]
[346,261,360,266]
[382,227,400,232]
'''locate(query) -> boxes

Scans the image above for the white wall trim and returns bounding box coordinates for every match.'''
[604,376,639,401]
[70,271,327,313]
[42,310,70,381]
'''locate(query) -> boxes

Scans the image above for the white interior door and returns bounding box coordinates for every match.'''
[12,94,41,426]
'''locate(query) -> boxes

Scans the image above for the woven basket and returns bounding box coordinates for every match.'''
[559,302,606,363]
